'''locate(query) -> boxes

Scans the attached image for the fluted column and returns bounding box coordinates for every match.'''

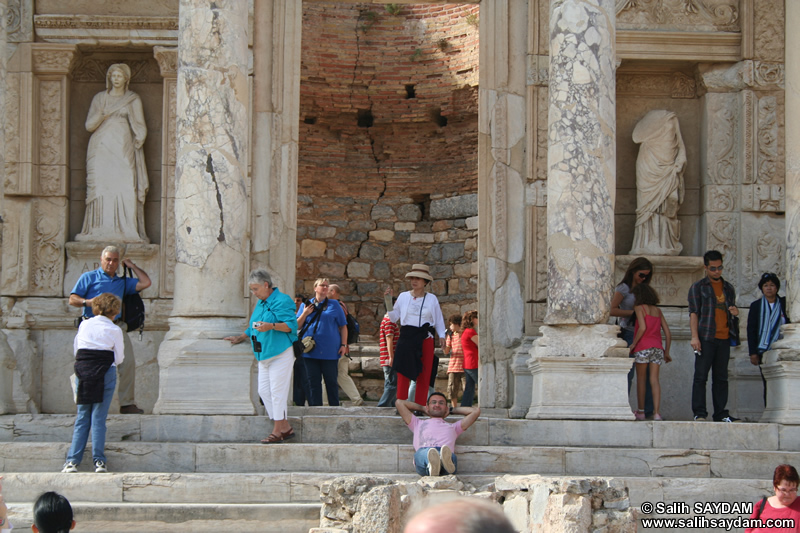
[527,0,629,420]
[154,0,254,414]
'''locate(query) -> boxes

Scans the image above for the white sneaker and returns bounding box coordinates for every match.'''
[94,460,108,473]
[440,445,455,474]
[61,461,78,473]
[426,448,441,476]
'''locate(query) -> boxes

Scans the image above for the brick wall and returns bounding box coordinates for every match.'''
[297,3,480,337]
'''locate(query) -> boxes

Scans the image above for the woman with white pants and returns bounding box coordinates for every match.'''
[225,269,299,443]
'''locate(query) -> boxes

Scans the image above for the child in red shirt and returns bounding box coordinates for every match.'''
[460,311,479,407]
[630,284,672,421]
[444,314,465,408]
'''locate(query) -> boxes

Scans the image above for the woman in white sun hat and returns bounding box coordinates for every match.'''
[385,264,447,406]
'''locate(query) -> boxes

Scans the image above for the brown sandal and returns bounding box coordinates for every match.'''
[281,428,295,441]
[261,433,283,444]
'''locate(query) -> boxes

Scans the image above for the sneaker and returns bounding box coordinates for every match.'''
[720,416,740,423]
[440,445,455,474]
[634,410,646,421]
[693,416,707,421]
[61,461,78,473]
[352,397,364,407]
[120,404,144,414]
[94,460,108,473]
[426,448,441,476]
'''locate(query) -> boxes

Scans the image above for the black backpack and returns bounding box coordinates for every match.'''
[122,266,145,334]
[346,313,360,345]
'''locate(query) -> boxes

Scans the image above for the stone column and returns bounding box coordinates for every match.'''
[527,0,630,420]
[477,0,528,408]
[250,0,301,293]
[153,0,254,414]
[760,0,800,424]
[0,0,13,414]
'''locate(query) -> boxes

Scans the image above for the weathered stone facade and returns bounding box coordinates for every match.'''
[0,0,793,422]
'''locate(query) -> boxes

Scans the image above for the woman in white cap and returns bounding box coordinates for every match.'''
[385,264,447,405]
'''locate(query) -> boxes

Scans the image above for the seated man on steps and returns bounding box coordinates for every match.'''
[396,392,481,476]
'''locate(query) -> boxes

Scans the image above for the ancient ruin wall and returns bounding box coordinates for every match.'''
[297,3,480,336]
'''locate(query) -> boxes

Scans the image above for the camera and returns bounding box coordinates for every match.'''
[252,321,263,329]
[694,350,702,357]
[251,335,262,353]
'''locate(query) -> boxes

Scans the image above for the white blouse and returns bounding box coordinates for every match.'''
[387,291,446,339]
[74,315,125,366]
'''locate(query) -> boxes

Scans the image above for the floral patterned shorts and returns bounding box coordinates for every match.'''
[633,347,665,364]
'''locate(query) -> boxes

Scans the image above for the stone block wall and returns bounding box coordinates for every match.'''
[296,194,478,338]
[297,4,481,338]
[316,475,636,533]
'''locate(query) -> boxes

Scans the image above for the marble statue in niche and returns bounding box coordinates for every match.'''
[629,110,686,256]
[76,63,150,243]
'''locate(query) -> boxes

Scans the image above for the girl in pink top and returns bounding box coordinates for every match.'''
[630,284,672,421]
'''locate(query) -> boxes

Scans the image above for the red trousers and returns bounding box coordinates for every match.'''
[396,337,435,405]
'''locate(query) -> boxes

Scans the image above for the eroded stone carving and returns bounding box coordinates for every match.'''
[76,63,150,244]
[7,0,33,43]
[38,81,62,166]
[72,57,161,84]
[629,110,686,256]
[616,0,738,31]
[705,94,738,185]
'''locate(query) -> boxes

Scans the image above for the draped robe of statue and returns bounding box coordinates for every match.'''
[629,110,686,256]
[76,87,150,243]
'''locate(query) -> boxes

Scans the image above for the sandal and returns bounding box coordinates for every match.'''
[281,428,296,441]
[261,433,283,444]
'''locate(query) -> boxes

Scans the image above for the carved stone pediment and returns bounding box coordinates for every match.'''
[616,0,739,32]
[34,14,177,46]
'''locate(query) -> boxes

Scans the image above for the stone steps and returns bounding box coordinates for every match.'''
[2,441,798,480]
[7,502,320,533]
[4,412,797,450]
[2,413,789,532]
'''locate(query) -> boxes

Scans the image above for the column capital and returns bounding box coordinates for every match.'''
[154,46,178,78]
[29,43,79,75]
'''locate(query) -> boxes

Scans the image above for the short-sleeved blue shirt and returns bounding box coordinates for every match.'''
[71,268,139,320]
[302,298,347,361]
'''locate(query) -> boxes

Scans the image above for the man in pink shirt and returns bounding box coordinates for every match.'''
[396,393,481,476]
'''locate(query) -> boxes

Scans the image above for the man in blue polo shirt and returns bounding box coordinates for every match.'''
[70,245,151,414]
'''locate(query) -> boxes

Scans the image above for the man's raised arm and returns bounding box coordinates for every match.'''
[396,399,425,425]
[452,406,481,430]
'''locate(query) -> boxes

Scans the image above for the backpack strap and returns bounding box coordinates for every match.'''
[755,496,767,519]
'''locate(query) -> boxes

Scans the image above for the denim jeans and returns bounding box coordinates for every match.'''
[461,368,478,407]
[305,358,339,406]
[377,366,397,407]
[67,365,116,464]
[414,446,458,476]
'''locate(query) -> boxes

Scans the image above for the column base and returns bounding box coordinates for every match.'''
[153,318,256,415]
[509,338,535,419]
[526,325,631,420]
[759,325,800,424]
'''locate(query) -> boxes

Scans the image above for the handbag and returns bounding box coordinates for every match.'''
[122,266,145,335]
[730,315,740,347]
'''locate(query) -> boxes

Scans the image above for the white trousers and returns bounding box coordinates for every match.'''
[257,346,294,421]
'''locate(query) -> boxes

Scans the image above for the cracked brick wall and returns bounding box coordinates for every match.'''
[297,3,480,337]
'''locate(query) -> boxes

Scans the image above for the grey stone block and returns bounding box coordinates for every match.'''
[490,419,652,448]
[396,204,422,222]
[565,448,711,478]
[430,194,478,220]
[195,443,400,473]
[709,450,800,480]
[653,421,779,450]
[371,205,395,220]
[122,472,292,503]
